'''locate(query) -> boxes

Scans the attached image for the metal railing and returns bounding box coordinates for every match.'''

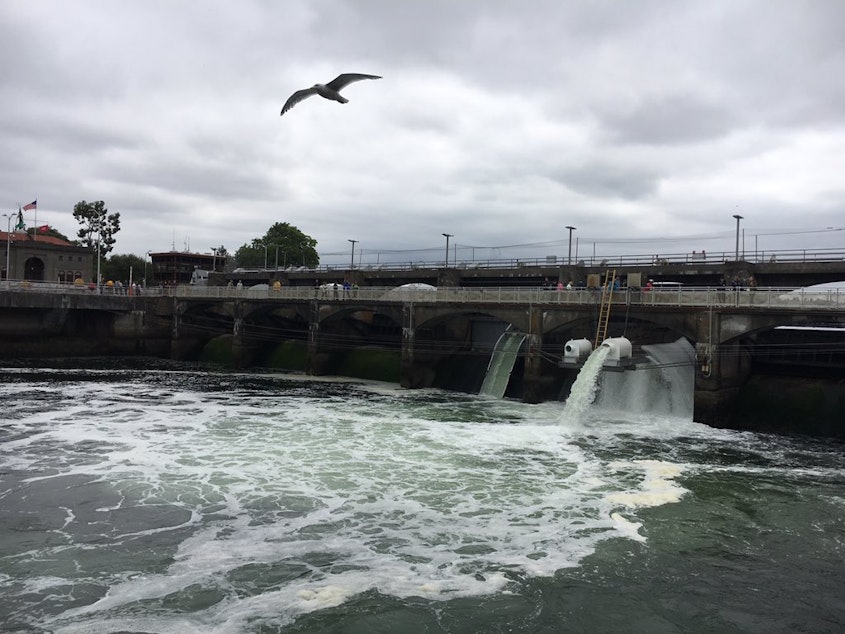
[167,284,845,311]
[246,246,845,274]
[3,280,845,311]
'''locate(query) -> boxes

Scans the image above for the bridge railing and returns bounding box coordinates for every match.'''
[165,284,845,310]
[300,243,845,272]
[2,281,844,310]
[243,246,845,273]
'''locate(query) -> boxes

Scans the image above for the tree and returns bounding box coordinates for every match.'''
[234,222,319,269]
[210,245,228,270]
[101,254,146,284]
[73,200,121,256]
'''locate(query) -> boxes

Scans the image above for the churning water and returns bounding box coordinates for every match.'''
[1,362,843,633]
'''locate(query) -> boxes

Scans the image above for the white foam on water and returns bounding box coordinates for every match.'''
[0,370,699,632]
[606,459,687,507]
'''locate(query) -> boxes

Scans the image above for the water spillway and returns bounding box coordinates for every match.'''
[479,329,526,398]
[594,337,695,419]
[562,337,695,423]
[561,345,611,425]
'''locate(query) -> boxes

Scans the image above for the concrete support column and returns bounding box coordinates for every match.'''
[112,310,146,354]
[400,303,417,388]
[693,311,752,427]
[171,307,179,339]
[231,315,252,369]
[522,307,544,404]
[169,302,191,360]
[306,299,321,375]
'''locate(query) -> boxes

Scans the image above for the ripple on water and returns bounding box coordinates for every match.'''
[1,366,842,632]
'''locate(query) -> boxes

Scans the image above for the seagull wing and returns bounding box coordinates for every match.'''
[325,73,382,92]
[280,87,319,116]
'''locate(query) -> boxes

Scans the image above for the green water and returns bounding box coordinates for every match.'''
[0,365,842,633]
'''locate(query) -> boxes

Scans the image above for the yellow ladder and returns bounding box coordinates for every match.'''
[594,269,616,346]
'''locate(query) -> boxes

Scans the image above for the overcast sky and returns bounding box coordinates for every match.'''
[2,0,844,267]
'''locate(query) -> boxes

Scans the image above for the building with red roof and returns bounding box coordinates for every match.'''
[1,230,93,283]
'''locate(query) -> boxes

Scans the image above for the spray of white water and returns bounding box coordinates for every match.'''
[594,338,695,420]
[560,346,610,426]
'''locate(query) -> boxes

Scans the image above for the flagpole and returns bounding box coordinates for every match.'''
[3,213,12,285]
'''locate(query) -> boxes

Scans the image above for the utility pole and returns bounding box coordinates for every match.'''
[566,225,576,264]
[733,214,743,261]
[348,239,358,270]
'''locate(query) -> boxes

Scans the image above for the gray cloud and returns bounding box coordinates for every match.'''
[599,94,742,146]
[1,0,843,265]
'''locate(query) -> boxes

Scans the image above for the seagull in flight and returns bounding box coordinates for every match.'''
[280,73,382,116]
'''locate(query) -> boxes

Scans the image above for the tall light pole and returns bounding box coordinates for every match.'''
[262,243,269,269]
[442,233,453,267]
[566,225,576,264]
[96,239,101,294]
[348,239,357,270]
[274,245,285,270]
[733,214,743,261]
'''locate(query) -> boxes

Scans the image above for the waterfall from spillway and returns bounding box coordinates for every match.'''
[561,338,696,425]
[560,345,610,424]
[479,330,527,398]
[593,337,695,419]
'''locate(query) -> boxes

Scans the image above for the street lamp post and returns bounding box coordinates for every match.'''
[348,239,358,270]
[96,239,101,294]
[274,245,285,270]
[733,214,743,261]
[565,225,576,265]
[442,233,453,267]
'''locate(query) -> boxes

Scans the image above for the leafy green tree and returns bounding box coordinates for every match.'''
[234,222,319,269]
[73,200,121,256]
[101,254,146,284]
[210,245,228,270]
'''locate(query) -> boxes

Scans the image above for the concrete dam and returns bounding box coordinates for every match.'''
[1,280,844,437]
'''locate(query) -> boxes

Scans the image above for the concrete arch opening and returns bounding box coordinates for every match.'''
[309,307,403,380]
[24,257,45,281]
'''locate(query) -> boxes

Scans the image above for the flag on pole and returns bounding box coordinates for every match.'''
[15,208,26,231]
[38,224,50,233]
[22,200,37,211]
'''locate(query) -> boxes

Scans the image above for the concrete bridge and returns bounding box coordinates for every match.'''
[2,283,843,430]
[225,249,845,290]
